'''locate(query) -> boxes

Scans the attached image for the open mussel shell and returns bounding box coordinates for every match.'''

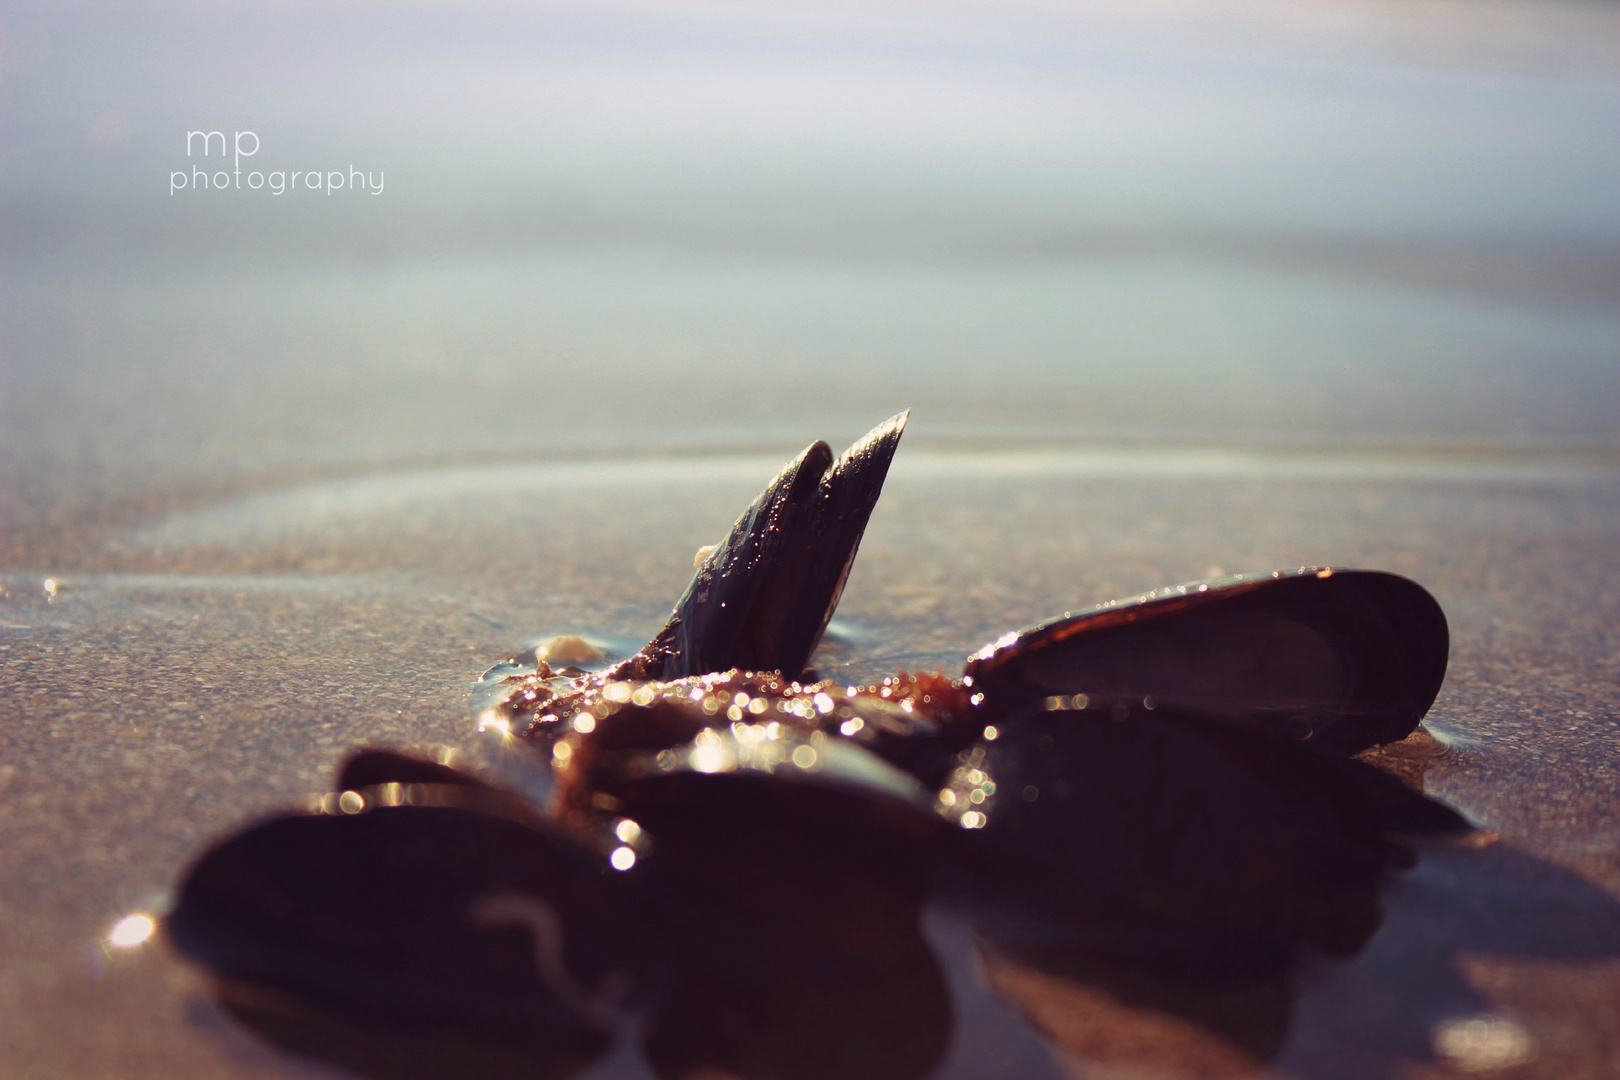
[596,722,952,1080]
[965,568,1449,756]
[166,776,652,1080]
[944,701,1474,1076]
[945,705,1390,966]
[625,412,907,681]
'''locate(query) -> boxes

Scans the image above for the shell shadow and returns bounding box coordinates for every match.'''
[1273,839,1620,1080]
[951,838,1620,1080]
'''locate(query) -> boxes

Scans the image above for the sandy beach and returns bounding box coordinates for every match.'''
[3,1,1618,1076]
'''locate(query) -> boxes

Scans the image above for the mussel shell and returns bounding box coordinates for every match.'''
[626,412,907,681]
[946,705,1389,965]
[965,568,1449,757]
[607,732,952,1080]
[618,763,946,890]
[167,788,651,1080]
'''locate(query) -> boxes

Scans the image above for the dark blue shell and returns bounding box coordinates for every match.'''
[624,412,908,682]
[964,567,1449,757]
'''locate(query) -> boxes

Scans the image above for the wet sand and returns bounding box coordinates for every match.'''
[2,447,1618,1078]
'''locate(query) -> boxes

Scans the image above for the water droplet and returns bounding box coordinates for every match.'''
[109,914,155,948]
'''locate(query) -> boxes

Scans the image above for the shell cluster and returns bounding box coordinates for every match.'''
[166,415,1468,1080]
